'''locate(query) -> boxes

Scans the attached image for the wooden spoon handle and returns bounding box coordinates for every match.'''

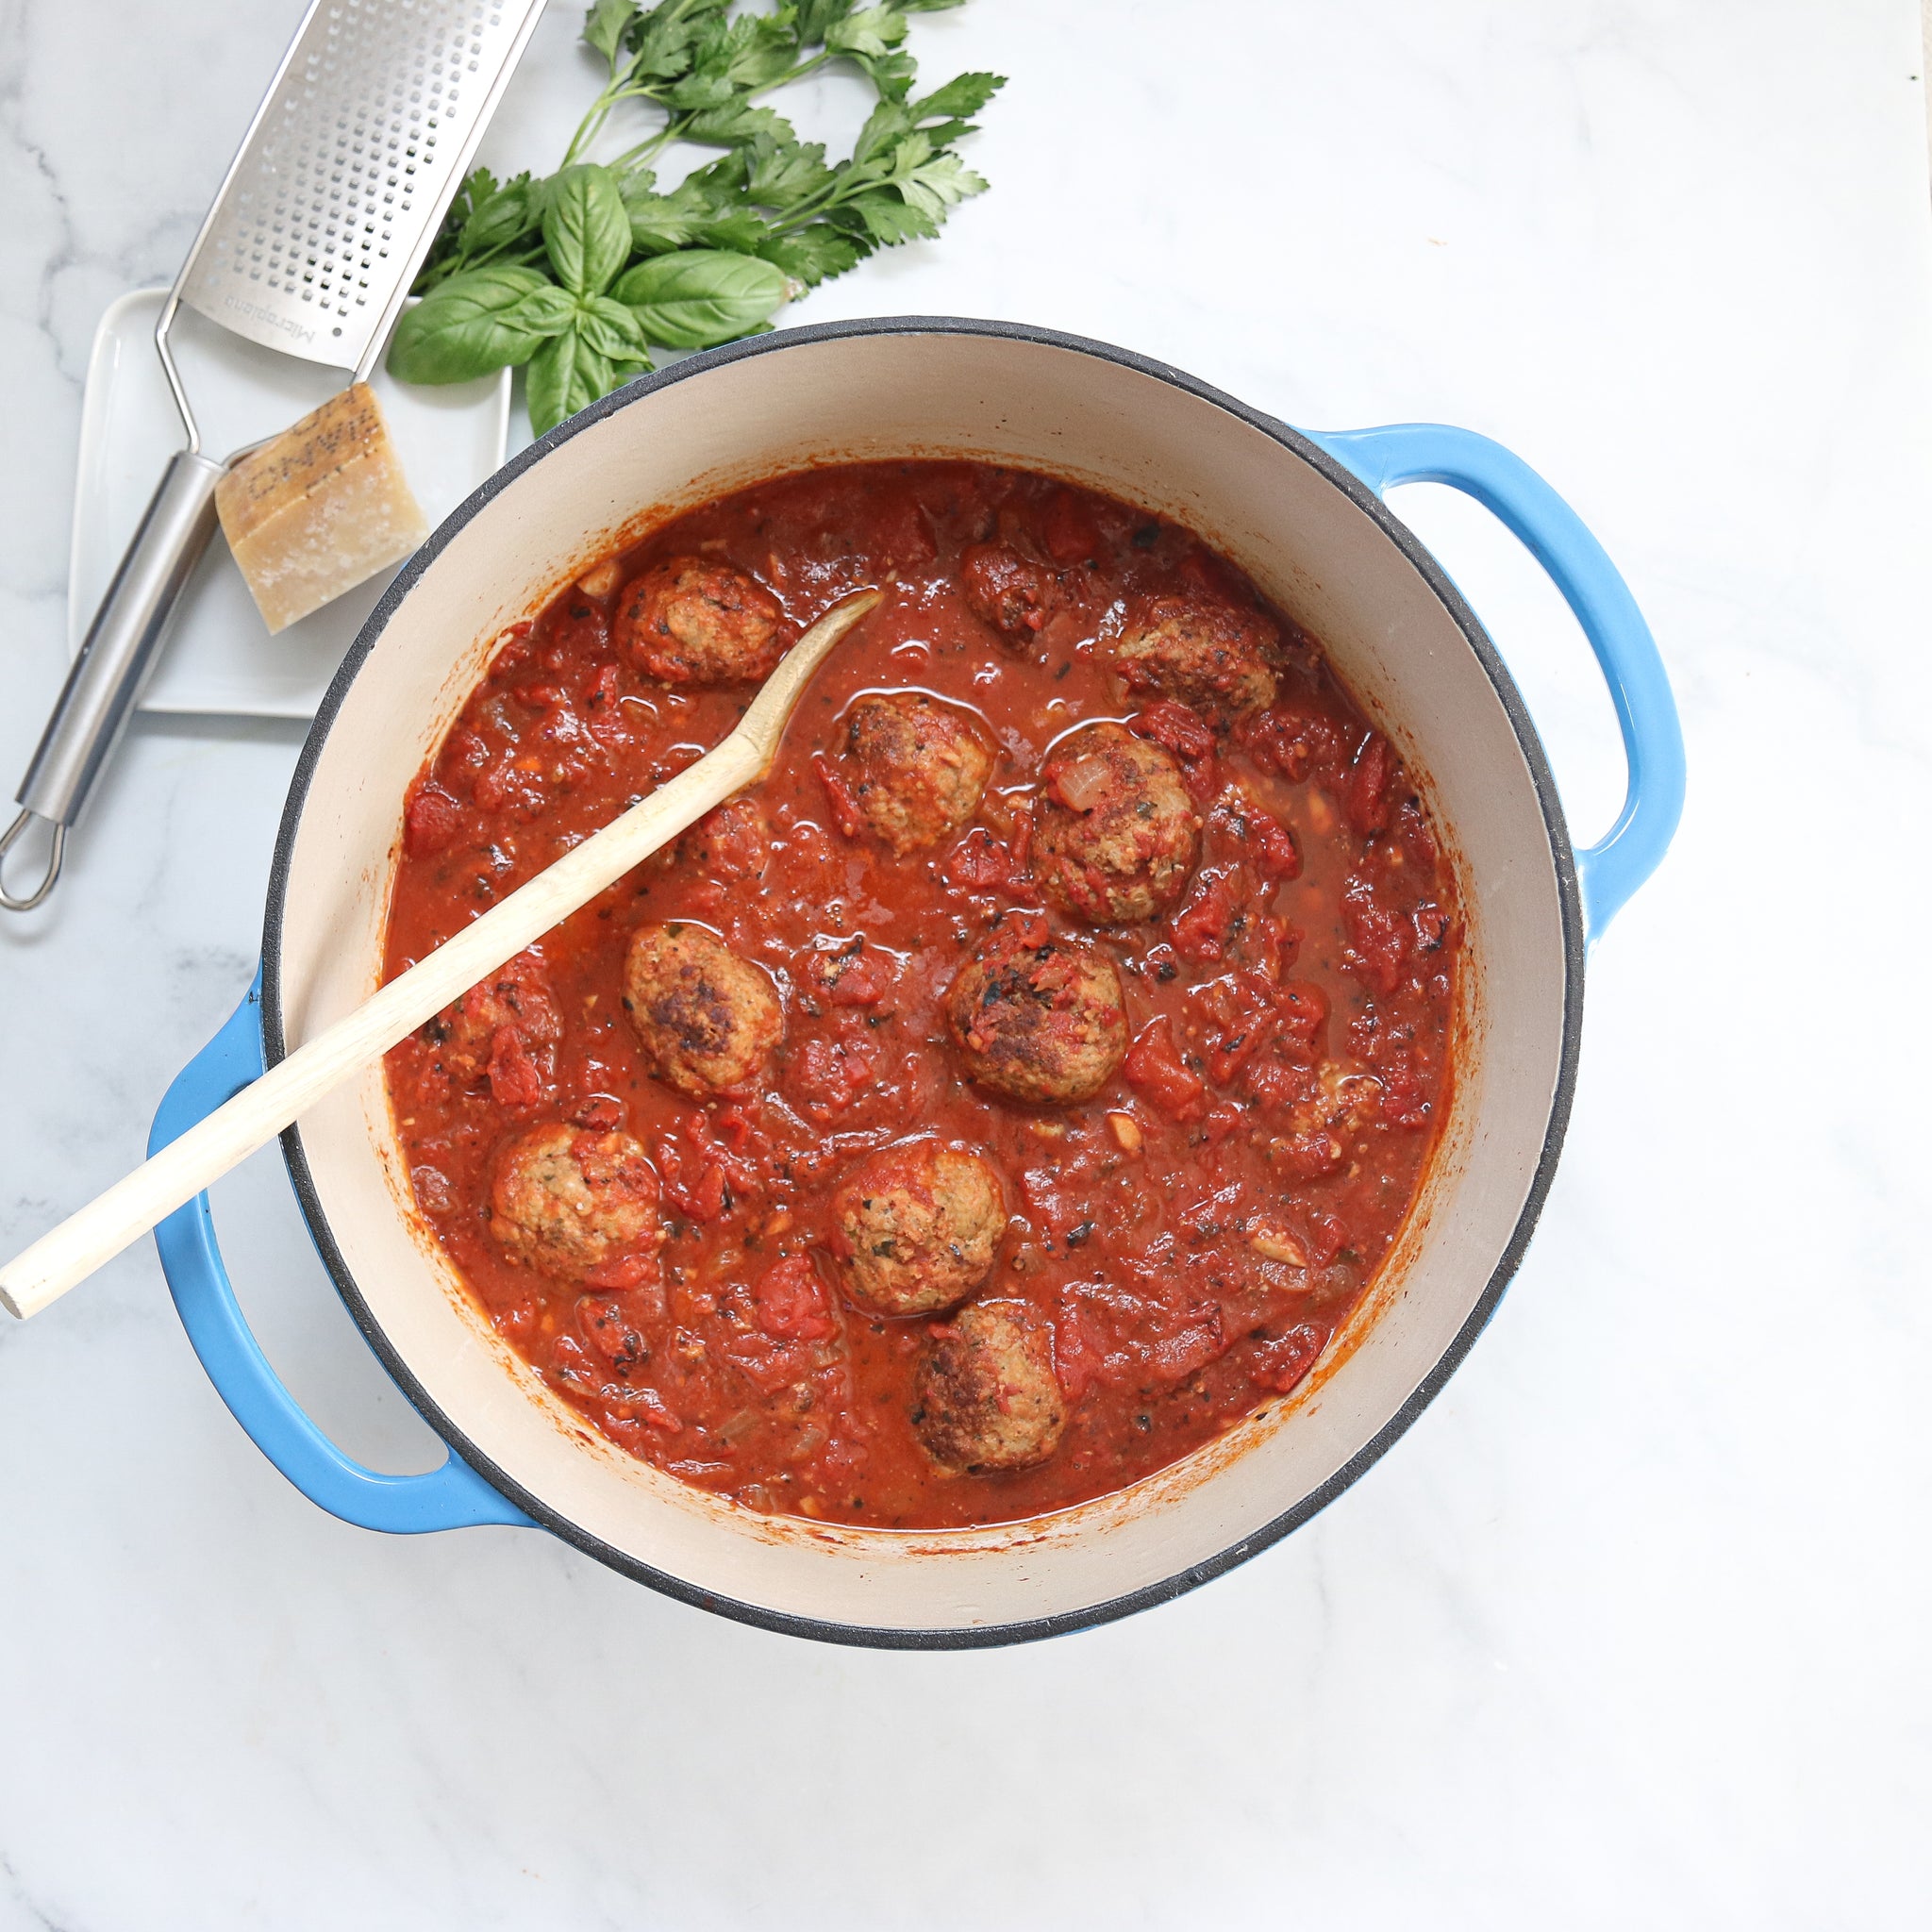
[0,591,879,1320]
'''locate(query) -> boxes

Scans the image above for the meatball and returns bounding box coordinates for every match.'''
[429,950,563,1101]
[960,540,1058,648]
[829,1141,1007,1316]
[489,1123,663,1284]
[1112,593,1278,719]
[945,912,1128,1105]
[842,691,993,854]
[623,923,782,1097]
[615,557,787,686]
[674,795,770,883]
[913,1301,1068,1473]
[1034,723,1201,924]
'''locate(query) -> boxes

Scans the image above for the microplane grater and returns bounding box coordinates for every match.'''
[1,0,544,913]
[174,0,545,378]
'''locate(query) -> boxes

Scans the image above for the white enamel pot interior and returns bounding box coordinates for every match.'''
[265,319,1583,1647]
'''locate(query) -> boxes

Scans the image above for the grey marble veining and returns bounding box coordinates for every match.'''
[2,1,1930,1925]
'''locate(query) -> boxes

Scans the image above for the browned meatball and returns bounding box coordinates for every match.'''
[623,923,782,1097]
[428,950,563,1105]
[960,541,1059,649]
[615,557,787,686]
[1034,723,1201,924]
[945,912,1128,1106]
[489,1123,663,1285]
[829,1141,1007,1316]
[842,691,992,854]
[913,1301,1068,1473]
[1112,594,1278,719]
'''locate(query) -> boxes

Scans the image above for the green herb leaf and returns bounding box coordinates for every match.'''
[406,0,1002,428]
[746,136,835,206]
[583,0,637,65]
[461,173,537,257]
[841,187,940,245]
[793,0,858,43]
[755,224,867,287]
[543,163,633,297]
[387,266,568,384]
[691,207,774,253]
[851,96,914,166]
[824,6,908,59]
[622,156,752,254]
[719,13,798,89]
[916,70,1004,122]
[613,248,791,348]
[527,328,617,435]
[854,47,918,100]
[505,282,582,335]
[665,70,738,110]
[684,100,795,147]
[625,0,730,82]
[574,293,654,361]
[892,148,986,220]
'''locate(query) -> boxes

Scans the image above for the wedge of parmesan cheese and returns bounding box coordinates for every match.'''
[215,382,429,634]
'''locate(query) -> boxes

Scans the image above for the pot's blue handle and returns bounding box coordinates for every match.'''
[150,971,532,1533]
[1306,424,1684,941]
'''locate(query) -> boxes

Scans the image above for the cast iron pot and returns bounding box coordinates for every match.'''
[151,319,1683,1647]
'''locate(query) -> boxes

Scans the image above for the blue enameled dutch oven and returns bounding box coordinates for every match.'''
[148,321,1683,1647]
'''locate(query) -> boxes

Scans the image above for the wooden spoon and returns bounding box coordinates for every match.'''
[0,590,882,1320]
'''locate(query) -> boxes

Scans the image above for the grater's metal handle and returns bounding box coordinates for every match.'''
[1,449,225,911]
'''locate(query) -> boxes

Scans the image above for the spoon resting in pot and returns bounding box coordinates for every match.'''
[0,590,882,1321]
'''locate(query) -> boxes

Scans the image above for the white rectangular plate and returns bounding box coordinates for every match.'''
[70,288,511,719]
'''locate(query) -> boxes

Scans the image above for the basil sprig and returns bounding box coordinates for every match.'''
[389,0,1004,433]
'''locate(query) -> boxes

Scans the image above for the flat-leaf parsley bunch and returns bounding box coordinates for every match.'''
[389,0,1004,432]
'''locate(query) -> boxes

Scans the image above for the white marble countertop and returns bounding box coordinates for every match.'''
[4,1,1931,1924]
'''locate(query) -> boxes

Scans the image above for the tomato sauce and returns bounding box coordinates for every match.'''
[382,461,1457,1529]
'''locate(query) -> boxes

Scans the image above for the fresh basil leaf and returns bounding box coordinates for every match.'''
[613,248,791,348]
[387,266,562,383]
[574,294,652,361]
[542,163,632,297]
[503,282,580,334]
[527,327,616,435]
[583,0,636,64]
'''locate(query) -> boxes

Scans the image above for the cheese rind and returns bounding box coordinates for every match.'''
[216,382,429,634]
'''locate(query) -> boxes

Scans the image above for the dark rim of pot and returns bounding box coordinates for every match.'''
[260,315,1586,1651]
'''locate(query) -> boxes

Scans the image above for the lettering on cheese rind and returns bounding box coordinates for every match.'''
[215,381,430,634]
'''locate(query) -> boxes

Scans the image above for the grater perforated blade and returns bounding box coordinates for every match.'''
[175,0,547,378]
[0,0,544,914]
